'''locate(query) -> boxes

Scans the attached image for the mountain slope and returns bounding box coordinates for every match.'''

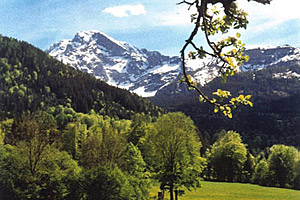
[46,31,300,98]
[0,35,162,120]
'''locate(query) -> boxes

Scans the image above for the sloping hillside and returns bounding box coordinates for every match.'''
[0,35,162,119]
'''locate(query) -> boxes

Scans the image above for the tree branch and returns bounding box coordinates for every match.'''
[179,0,255,117]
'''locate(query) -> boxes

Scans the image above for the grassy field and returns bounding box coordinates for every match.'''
[149,181,300,200]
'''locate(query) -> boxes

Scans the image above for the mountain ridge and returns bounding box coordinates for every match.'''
[46,30,300,97]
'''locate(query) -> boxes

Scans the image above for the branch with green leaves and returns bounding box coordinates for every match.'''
[178,0,272,118]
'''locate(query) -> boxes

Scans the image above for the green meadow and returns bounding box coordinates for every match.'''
[150,181,300,200]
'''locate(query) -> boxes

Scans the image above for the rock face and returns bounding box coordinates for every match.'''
[46,31,300,97]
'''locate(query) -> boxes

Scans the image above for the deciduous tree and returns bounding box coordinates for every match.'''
[209,130,247,182]
[144,112,205,200]
[268,145,299,188]
[8,112,60,175]
[252,158,270,186]
[0,145,81,200]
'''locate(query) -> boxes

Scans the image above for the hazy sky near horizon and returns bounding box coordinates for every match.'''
[1,0,300,56]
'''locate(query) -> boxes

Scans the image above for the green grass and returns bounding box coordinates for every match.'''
[150,181,300,200]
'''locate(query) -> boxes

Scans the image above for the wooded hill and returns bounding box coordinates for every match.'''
[150,62,300,153]
[0,35,162,120]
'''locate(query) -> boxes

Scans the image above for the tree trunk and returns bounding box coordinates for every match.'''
[170,184,174,200]
[158,192,163,200]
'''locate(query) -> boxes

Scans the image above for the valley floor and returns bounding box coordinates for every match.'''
[150,181,300,200]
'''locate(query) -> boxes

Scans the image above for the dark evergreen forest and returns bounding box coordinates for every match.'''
[150,63,300,153]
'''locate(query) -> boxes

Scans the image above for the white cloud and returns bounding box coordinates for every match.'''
[233,0,300,42]
[102,4,146,18]
[237,0,300,31]
[238,0,300,21]
[156,0,300,27]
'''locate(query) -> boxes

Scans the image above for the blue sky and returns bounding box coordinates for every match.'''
[1,0,299,56]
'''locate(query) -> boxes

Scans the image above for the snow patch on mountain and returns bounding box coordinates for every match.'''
[241,45,300,72]
[133,86,157,97]
[273,71,300,80]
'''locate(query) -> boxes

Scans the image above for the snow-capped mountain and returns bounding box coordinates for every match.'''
[46,30,300,97]
[46,31,183,97]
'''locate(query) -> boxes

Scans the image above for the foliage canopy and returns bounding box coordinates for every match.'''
[144,112,205,200]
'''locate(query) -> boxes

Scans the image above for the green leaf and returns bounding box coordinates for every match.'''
[248,101,253,107]
[214,107,219,113]
[199,95,206,102]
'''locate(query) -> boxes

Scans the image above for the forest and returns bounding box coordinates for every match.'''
[1,110,300,200]
[0,34,299,199]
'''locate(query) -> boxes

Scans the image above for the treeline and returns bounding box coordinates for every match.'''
[203,130,300,190]
[0,108,299,200]
[0,109,204,200]
[0,35,162,120]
